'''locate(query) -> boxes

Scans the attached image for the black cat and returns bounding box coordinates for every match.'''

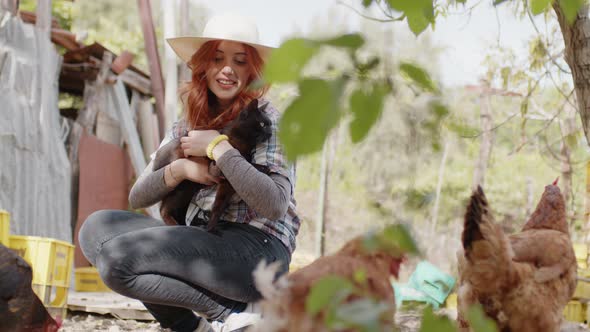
[152,99,272,230]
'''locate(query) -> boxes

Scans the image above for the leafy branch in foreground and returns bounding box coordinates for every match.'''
[263,32,448,161]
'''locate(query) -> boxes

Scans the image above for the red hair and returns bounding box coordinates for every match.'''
[179,40,268,130]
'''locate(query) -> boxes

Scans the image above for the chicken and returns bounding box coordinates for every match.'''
[457,184,576,332]
[0,243,62,332]
[510,179,575,288]
[252,227,407,332]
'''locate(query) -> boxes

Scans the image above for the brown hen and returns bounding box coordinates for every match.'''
[457,183,576,332]
[0,243,61,332]
[252,230,406,332]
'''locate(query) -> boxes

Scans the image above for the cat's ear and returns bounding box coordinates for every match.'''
[246,99,258,112]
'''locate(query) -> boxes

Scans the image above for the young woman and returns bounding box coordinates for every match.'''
[79,13,299,332]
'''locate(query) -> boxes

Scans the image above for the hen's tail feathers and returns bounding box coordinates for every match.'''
[462,186,488,252]
[461,186,515,293]
[253,260,289,300]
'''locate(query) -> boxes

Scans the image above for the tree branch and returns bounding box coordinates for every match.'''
[336,0,405,23]
[526,9,572,75]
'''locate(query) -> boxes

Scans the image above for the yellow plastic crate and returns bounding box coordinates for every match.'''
[574,243,588,260]
[564,300,586,323]
[32,284,68,319]
[9,235,74,318]
[75,267,111,292]
[0,209,9,246]
[445,292,457,309]
[575,243,588,269]
[574,269,590,299]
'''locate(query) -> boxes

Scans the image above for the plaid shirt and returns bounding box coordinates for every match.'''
[158,99,300,253]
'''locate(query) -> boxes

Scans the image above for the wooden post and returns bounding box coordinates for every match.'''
[178,0,191,83]
[137,0,166,141]
[35,0,51,36]
[0,0,18,15]
[162,0,178,130]
[315,136,330,258]
[585,161,590,242]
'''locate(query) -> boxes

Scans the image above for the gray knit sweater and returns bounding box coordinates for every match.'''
[128,148,292,221]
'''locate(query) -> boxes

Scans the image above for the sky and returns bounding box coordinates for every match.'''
[190,0,546,88]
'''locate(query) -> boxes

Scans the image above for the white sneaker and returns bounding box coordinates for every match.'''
[194,318,215,332]
[218,302,261,332]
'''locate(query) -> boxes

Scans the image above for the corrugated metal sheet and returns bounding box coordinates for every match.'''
[0,11,72,243]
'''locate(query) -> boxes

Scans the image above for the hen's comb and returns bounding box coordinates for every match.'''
[553,177,559,186]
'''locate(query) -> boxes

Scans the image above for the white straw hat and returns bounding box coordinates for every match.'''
[166,13,273,63]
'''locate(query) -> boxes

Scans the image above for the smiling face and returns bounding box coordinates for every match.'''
[206,41,251,107]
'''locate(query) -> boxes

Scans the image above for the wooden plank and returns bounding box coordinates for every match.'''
[119,68,152,95]
[138,0,166,141]
[18,10,60,28]
[67,291,154,321]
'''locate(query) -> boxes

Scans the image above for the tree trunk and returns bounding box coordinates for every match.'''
[560,109,575,212]
[473,90,494,189]
[553,4,590,233]
[553,4,590,145]
[525,176,534,219]
[431,140,450,232]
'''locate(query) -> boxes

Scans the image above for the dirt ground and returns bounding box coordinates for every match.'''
[61,312,165,332]
[60,310,590,332]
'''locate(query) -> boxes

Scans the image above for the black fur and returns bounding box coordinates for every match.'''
[152,99,272,230]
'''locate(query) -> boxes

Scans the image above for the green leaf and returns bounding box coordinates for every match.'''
[447,121,479,137]
[530,0,553,14]
[333,299,392,330]
[387,0,430,12]
[279,78,344,160]
[386,0,434,36]
[430,100,450,118]
[362,0,373,7]
[353,269,367,285]
[362,57,381,71]
[349,84,388,143]
[500,67,511,90]
[565,132,579,149]
[305,276,355,316]
[467,305,499,332]
[493,0,510,5]
[559,0,586,23]
[263,38,319,83]
[399,62,438,93]
[363,224,420,256]
[380,224,420,254]
[407,11,432,36]
[419,306,456,332]
[247,78,266,91]
[319,33,365,50]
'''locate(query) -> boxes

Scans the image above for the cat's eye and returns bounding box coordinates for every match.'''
[259,122,265,127]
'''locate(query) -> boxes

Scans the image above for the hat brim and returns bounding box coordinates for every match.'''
[166,37,273,63]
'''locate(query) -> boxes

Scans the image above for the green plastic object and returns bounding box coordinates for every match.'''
[392,282,440,309]
[408,261,456,305]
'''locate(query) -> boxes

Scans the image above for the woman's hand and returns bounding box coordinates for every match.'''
[173,157,220,186]
[180,130,220,157]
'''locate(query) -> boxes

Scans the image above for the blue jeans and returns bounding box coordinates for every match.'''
[79,210,290,332]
